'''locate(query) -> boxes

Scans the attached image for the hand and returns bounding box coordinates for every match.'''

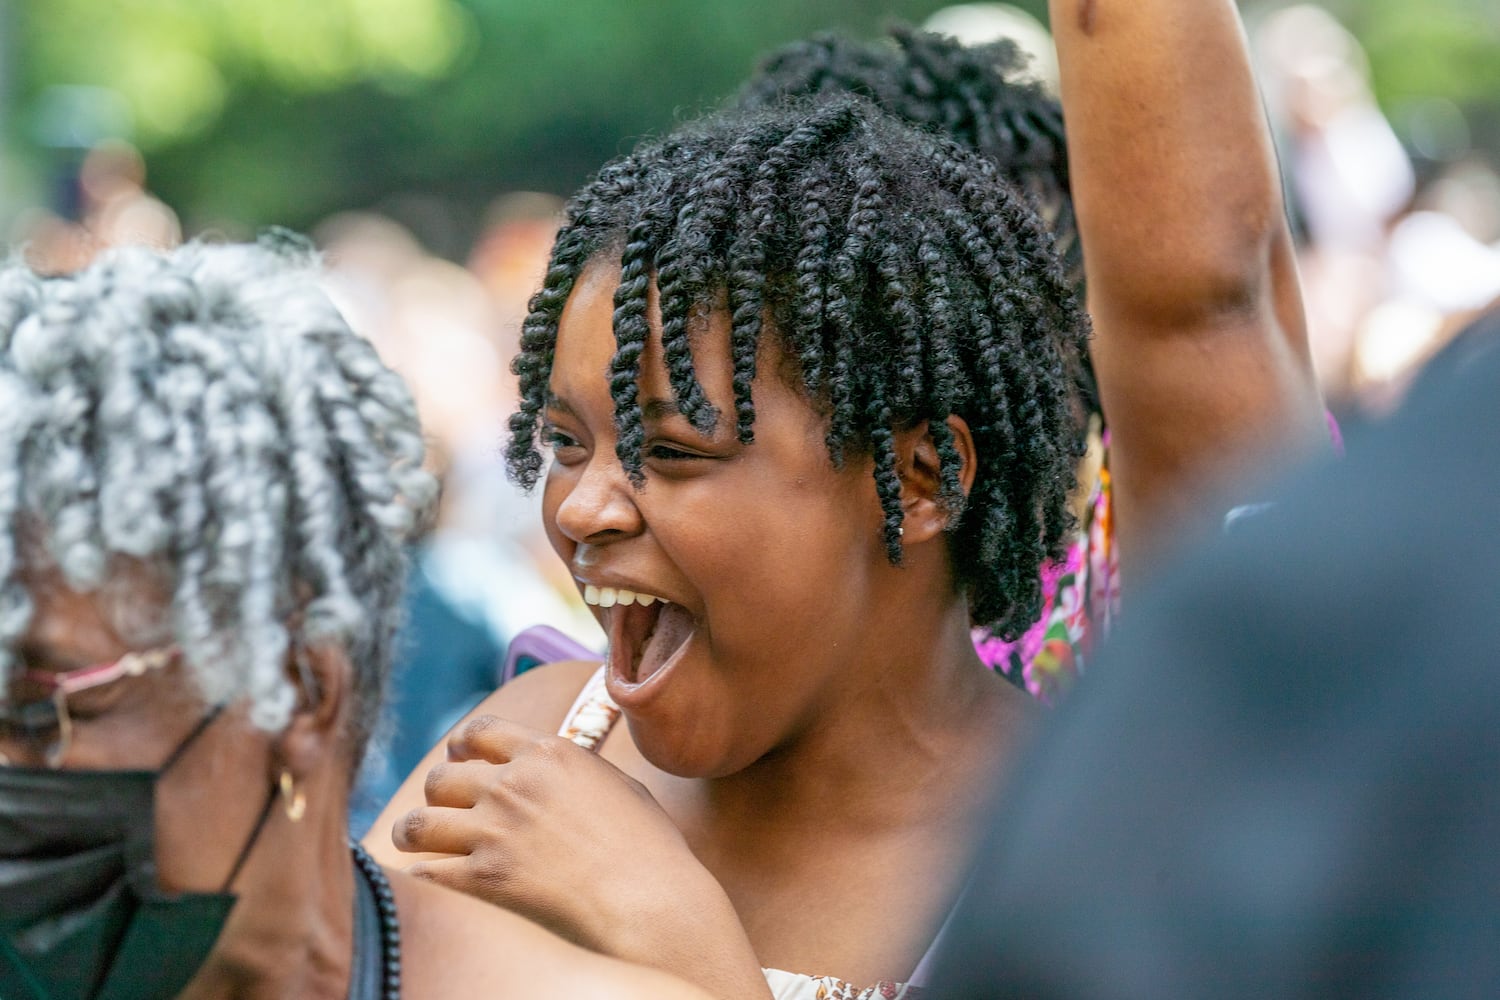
[395,714,685,944]
[391,716,771,999]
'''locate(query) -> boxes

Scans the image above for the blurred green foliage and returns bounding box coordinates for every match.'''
[8,0,1007,245]
[5,0,1497,253]
[16,0,470,142]
[1334,0,1500,108]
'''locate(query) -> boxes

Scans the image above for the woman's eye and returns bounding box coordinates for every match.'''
[646,443,704,462]
[543,429,582,452]
[543,429,589,469]
[0,698,60,736]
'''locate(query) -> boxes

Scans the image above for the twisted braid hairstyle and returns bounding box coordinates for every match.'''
[507,98,1088,638]
[0,237,436,757]
[735,25,1096,419]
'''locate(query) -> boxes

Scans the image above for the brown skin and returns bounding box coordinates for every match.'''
[1052,0,1326,573]
[2,567,709,1000]
[367,261,1034,991]
[369,0,1327,990]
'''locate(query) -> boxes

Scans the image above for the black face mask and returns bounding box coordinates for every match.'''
[0,710,274,1000]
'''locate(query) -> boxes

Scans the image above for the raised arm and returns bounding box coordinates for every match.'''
[1050,0,1326,570]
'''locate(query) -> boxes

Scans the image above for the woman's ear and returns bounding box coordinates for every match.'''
[271,641,352,784]
[893,415,978,545]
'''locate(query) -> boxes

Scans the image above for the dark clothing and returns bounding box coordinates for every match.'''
[932,324,1500,999]
[349,557,503,836]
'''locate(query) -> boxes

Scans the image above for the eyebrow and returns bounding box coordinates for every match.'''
[543,394,577,419]
[545,393,695,429]
[641,397,684,423]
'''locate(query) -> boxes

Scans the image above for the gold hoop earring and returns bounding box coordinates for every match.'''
[279,769,307,823]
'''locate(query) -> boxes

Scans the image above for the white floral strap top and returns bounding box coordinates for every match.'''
[557,665,621,751]
[762,969,923,999]
[556,667,928,999]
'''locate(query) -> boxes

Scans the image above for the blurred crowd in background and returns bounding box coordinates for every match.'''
[1,0,1496,825]
[1256,5,1500,412]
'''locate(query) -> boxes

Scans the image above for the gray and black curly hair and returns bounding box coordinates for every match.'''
[0,237,436,753]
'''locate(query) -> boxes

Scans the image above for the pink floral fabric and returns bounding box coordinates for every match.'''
[972,442,1118,704]
[974,413,1338,701]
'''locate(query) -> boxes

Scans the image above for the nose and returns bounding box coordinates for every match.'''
[551,452,645,546]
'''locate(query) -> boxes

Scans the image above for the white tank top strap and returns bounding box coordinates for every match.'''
[557,665,622,752]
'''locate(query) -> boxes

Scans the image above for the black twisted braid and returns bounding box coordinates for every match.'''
[735,24,1096,422]
[506,97,1087,638]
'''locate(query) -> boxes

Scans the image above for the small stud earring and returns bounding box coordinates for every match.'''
[279,769,307,823]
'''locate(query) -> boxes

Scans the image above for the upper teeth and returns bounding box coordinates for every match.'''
[582,585,660,608]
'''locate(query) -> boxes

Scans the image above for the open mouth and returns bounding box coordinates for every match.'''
[582,585,695,688]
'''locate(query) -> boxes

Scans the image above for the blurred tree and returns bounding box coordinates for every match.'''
[12,0,1060,247]
[1330,0,1500,109]
[6,0,1496,254]
[15,0,471,143]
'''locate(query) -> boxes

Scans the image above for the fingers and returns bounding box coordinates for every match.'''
[446,714,553,764]
[422,759,502,808]
[401,757,522,853]
[403,855,466,888]
[403,855,501,900]
[391,804,483,856]
[405,848,525,914]
[405,853,602,951]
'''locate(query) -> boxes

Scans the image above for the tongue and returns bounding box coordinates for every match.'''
[608,603,656,683]
[634,602,694,684]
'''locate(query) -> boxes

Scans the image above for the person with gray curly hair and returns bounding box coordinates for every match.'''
[0,239,711,1000]
[0,236,433,747]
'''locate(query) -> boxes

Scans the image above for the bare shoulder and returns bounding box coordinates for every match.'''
[392,870,709,1000]
[471,658,605,730]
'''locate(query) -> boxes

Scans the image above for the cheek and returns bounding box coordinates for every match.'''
[151,723,273,893]
[687,468,880,634]
[63,672,213,771]
[540,471,572,558]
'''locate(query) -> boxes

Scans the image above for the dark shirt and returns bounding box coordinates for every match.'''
[932,315,1500,999]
